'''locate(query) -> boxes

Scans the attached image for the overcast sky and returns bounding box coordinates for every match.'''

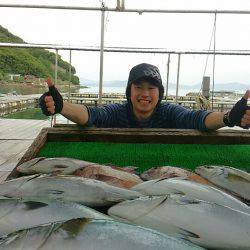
[1,0,250,87]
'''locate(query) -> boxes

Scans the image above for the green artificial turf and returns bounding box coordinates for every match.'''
[38,142,250,173]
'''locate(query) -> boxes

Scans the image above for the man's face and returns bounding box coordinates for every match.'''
[130,80,159,120]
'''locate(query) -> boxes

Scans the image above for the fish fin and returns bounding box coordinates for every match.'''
[36,222,60,249]
[60,218,91,237]
[226,173,249,183]
[54,165,69,169]
[171,190,186,195]
[157,195,169,206]
[177,197,202,205]
[26,174,42,182]
[23,201,48,210]
[177,228,200,239]
[155,176,188,183]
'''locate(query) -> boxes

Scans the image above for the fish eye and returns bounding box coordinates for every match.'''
[205,166,215,169]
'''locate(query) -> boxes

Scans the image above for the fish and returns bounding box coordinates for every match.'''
[195,165,250,200]
[108,194,250,250]
[74,164,143,188]
[0,175,142,207]
[140,166,211,185]
[140,166,192,181]
[0,198,111,237]
[131,178,250,213]
[104,163,139,175]
[16,157,96,175]
[0,218,205,250]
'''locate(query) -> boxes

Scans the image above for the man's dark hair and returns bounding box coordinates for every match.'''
[126,63,164,105]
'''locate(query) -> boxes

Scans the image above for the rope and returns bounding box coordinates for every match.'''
[212,13,217,110]
[197,13,217,111]
[200,14,217,94]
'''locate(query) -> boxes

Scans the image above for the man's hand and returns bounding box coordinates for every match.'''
[225,90,250,129]
[39,78,63,116]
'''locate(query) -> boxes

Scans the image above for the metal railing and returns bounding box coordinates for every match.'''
[1,3,249,107]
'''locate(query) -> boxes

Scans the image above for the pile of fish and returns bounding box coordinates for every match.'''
[0,157,249,250]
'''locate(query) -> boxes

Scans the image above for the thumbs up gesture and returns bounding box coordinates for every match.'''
[39,78,63,116]
[224,90,250,129]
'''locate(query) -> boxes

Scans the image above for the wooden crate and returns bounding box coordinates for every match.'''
[7,124,250,179]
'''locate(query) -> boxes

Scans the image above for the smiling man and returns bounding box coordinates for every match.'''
[39,63,250,131]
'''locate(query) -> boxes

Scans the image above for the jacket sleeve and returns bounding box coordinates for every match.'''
[85,104,121,127]
[165,104,211,131]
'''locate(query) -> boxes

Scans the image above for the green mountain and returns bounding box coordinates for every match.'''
[0,25,79,84]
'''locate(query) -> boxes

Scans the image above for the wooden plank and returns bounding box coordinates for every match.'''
[0,149,31,172]
[3,120,37,139]
[0,171,11,183]
[10,120,44,139]
[6,125,250,180]
[0,119,49,140]
[7,128,48,179]
[47,127,250,144]
[0,139,7,145]
[0,140,33,171]
[0,140,32,157]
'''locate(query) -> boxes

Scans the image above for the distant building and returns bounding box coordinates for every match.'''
[8,74,20,81]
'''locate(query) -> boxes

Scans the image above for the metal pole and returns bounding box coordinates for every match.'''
[51,49,58,126]
[116,0,121,10]
[212,13,217,110]
[176,53,181,104]
[121,0,125,10]
[2,42,250,56]
[1,4,250,14]
[98,5,105,105]
[67,50,72,124]
[68,50,72,102]
[166,53,170,100]
[55,49,58,84]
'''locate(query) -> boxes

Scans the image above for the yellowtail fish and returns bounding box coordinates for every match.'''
[108,194,250,250]
[195,165,250,200]
[0,175,142,207]
[132,177,250,213]
[0,218,205,250]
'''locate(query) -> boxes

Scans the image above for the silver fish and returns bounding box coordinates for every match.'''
[16,157,95,175]
[0,198,110,237]
[0,175,142,207]
[0,219,205,250]
[132,178,250,213]
[195,165,250,200]
[108,194,250,250]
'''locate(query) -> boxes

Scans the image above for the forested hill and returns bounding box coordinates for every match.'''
[0,25,79,84]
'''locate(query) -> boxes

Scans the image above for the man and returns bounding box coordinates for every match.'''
[39,63,250,130]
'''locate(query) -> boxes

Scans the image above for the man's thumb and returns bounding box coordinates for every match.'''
[243,89,250,100]
[46,78,53,88]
